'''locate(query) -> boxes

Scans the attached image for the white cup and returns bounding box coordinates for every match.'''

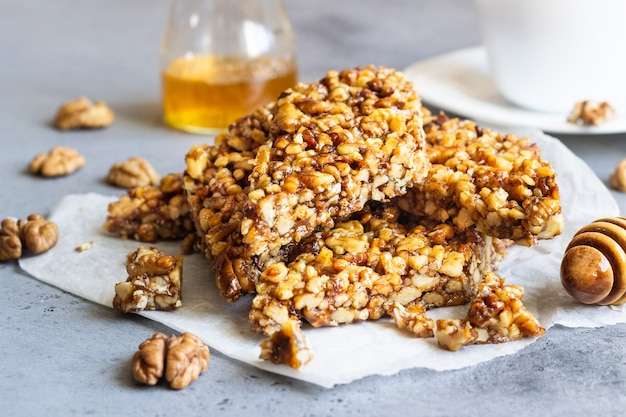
[475,0,626,113]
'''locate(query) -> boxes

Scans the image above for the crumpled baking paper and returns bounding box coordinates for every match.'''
[19,130,625,388]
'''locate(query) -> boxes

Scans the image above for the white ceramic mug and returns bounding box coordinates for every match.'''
[475,0,626,113]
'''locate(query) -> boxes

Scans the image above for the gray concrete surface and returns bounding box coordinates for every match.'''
[1,1,624,416]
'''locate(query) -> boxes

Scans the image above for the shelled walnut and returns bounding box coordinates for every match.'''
[567,100,616,126]
[29,146,86,177]
[53,96,114,130]
[610,159,626,192]
[132,332,210,390]
[132,333,168,385]
[0,214,58,261]
[0,219,22,261]
[21,214,59,254]
[106,157,160,189]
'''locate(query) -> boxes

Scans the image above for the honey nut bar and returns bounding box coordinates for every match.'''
[113,246,183,313]
[249,203,510,337]
[397,110,563,246]
[183,103,276,300]
[104,173,196,251]
[241,65,430,258]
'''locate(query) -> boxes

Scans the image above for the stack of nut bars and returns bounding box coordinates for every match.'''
[104,66,563,368]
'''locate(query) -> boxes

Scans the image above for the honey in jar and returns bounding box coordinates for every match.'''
[162,54,297,134]
[160,0,297,135]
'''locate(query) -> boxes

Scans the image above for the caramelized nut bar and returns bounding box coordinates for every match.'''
[183,104,276,300]
[113,246,183,312]
[398,110,563,246]
[104,173,196,249]
[242,66,429,257]
[249,204,509,336]
[435,271,545,351]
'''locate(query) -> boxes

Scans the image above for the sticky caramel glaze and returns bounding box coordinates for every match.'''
[561,217,626,305]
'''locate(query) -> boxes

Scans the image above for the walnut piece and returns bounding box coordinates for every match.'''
[567,100,616,126]
[610,158,626,192]
[113,246,183,312]
[165,332,211,390]
[29,146,86,177]
[132,333,168,386]
[54,96,114,130]
[0,214,58,261]
[132,332,210,389]
[0,219,22,262]
[106,157,161,189]
[21,214,59,254]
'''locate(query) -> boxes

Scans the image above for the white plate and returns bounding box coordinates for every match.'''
[403,47,626,134]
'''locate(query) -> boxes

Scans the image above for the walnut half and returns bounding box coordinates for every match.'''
[0,214,59,262]
[610,158,626,192]
[29,146,86,177]
[106,157,160,189]
[54,96,114,130]
[0,219,22,261]
[132,332,210,389]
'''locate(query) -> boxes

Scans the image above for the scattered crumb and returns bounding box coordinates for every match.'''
[75,241,95,252]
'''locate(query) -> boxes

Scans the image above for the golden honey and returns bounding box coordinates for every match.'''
[162,55,297,134]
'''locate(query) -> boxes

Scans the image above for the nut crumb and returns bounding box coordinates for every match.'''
[567,100,616,126]
[29,146,86,177]
[54,96,114,130]
[435,271,545,351]
[106,157,160,189]
[75,241,95,252]
[610,158,626,192]
[132,332,210,389]
[259,320,313,369]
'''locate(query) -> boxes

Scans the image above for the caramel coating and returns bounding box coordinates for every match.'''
[560,217,626,305]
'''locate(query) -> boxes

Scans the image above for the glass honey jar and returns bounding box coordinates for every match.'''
[161,0,298,134]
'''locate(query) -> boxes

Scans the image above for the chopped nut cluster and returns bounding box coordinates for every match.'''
[567,100,616,126]
[113,246,183,312]
[132,332,210,390]
[106,157,160,189]
[398,110,563,246]
[249,204,509,337]
[29,146,86,177]
[435,271,545,351]
[104,173,196,250]
[0,214,58,262]
[610,158,626,192]
[391,302,434,338]
[53,96,114,130]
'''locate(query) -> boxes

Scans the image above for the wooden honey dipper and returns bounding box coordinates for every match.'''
[560,217,626,305]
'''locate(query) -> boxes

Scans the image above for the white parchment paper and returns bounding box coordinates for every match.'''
[19,131,625,388]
